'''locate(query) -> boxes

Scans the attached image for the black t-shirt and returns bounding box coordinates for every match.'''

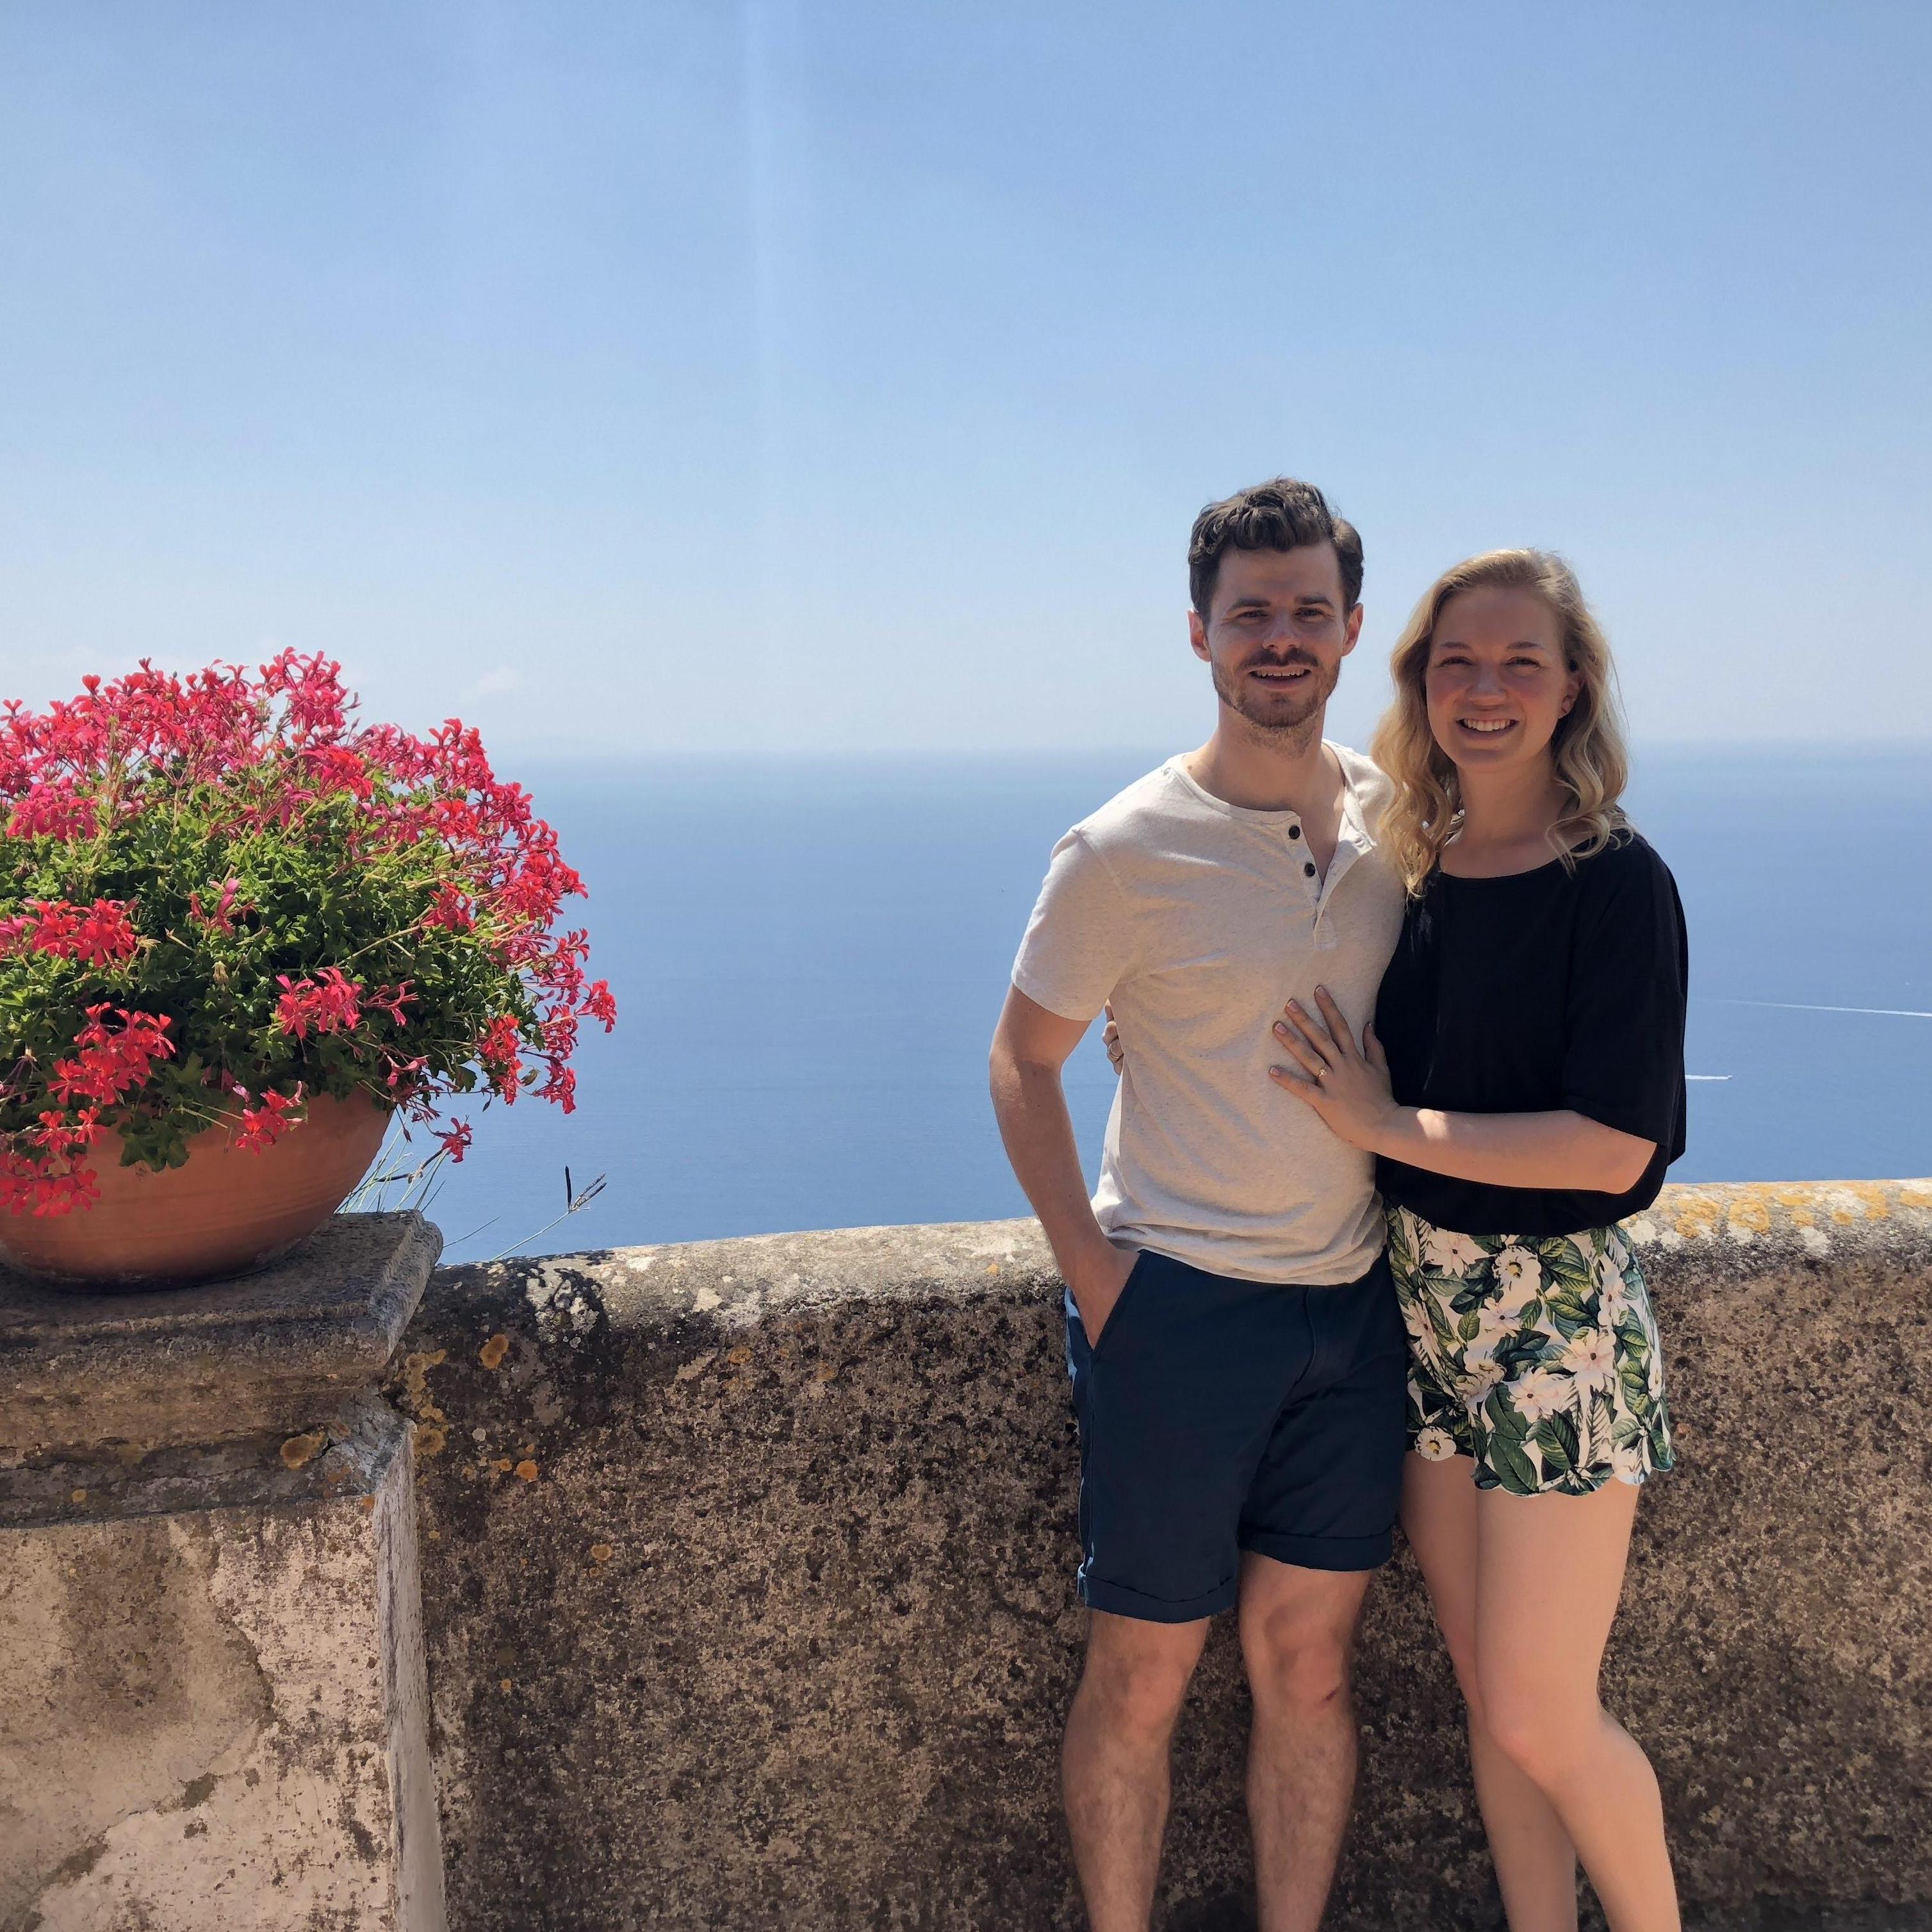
[1373,830,1689,1238]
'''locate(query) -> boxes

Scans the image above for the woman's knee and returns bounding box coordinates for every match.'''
[1477,1671,1598,1787]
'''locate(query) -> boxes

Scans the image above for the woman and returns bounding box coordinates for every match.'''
[1267,549,1687,1930]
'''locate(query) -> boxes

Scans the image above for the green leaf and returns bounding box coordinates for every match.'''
[1486,1388,1530,1441]
[1486,1432,1541,1495]
[1532,1409,1580,1471]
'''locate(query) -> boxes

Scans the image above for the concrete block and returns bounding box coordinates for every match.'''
[0,1396,443,1932]
[0,1212,446,1931]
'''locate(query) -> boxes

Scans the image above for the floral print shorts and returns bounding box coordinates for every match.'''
[1386,1204,1676,1497]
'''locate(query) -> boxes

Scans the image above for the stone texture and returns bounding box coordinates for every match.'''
[0,1211,441,1455]
[402,1179,1932,1931]
[0,1394,445,1932]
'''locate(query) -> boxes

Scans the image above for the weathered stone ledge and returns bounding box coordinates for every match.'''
[0,1211,441,1457]
[401,1180,1932,1931]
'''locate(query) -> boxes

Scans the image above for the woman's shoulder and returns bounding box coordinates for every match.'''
[1575,824,1676,889]
[1571,826,1687,945]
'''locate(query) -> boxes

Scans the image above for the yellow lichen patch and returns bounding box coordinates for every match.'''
[1770,1186,1817,1207]
[986,1263,1000,1275]
[812,1362,837,1384]
[1899,1180,1932,1208]
[1792,1208,1816,1227]
[70,1488,86,1504]
[726,1345,753,1367]
[514,1459,540,1483]
[280,1430,328,1470]
[479,1332,510,1371]
[493,1457,514,1473]
[1726,1197,1772,1238]
[395,1347,454,1440]
[358,1494,377,1514]
[589,1543,615,1564]
[1674,1198,1721,1240]
[500,1678,512,1692]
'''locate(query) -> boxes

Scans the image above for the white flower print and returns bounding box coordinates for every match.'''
[1463,1357,1505,1412]
[1423,1225,1486,1273]
[1509,1367,1569,1426]
[1389,1208,1673,1498]
[1591,1251,1630,1320]
[1492,1244,1541,1298]
[1466,1300,1518,1362]
[1562,1329,1617,1387]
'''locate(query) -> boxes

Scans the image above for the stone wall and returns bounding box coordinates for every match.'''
[398,1182,1932,1931]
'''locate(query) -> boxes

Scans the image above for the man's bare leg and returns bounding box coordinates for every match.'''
[1063,1609,1211,1931]
[1238,1553,1375,1932]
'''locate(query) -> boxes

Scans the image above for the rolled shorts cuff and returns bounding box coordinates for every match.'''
[1078,1571,1237,1624]
[1240,1529,1392,1573]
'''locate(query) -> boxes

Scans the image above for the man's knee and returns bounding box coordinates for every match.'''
[1241,1608,1354,1715]
[1075,1617,1204,1740]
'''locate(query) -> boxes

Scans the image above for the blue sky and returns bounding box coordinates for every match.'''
[2,1,1928,756]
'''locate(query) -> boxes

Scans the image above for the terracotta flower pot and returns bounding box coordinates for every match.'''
[0,1090,391,1290]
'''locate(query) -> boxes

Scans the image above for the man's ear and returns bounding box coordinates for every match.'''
[1188,609,1211,662]
[1341,602,1364,657]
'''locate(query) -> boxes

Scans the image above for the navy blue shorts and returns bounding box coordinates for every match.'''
[1065,1247,1407,1623]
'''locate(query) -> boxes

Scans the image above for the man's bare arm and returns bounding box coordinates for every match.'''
[988,985,1137,1338]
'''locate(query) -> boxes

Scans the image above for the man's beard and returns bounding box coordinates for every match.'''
[1210,651,1338,736]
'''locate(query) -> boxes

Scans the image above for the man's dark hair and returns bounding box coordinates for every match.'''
[1188,478,1363,617]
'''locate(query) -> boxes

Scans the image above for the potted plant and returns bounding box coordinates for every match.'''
[0,651,616,1288]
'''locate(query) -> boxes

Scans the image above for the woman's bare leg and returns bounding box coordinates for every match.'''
[1402,1452,1580,1930]
[1473,1480,1680,1932]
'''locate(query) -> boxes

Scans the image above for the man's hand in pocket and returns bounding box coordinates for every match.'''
[1065,1240,1139,1347]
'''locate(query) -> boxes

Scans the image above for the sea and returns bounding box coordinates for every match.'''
[368,746,1932,1268]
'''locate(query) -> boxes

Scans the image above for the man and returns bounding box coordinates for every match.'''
[988,479,1409,1931]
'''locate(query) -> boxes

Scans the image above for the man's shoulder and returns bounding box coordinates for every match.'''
[1330,741,1396,830]
[1065,759,1195,856]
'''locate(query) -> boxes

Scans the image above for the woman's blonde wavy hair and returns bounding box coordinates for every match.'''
[1370,549,1630,895]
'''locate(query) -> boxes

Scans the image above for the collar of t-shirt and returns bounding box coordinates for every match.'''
[1161,750,1377,921]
